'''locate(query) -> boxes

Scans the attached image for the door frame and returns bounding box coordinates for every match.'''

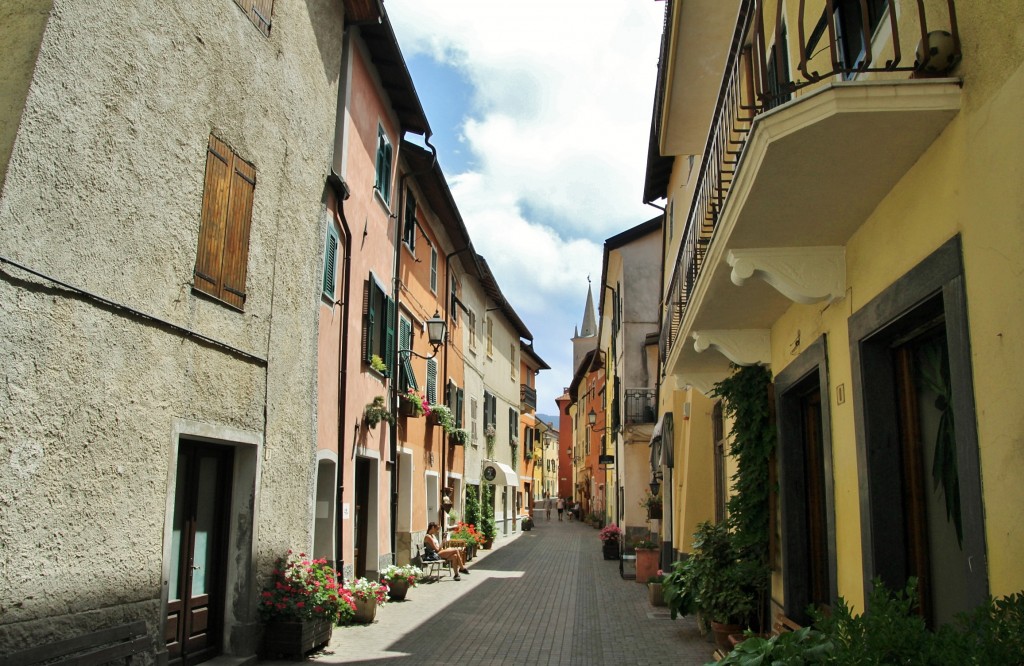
[849,235,988,610]
[161,419,262,664]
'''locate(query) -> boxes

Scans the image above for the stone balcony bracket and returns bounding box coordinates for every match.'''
[726,247,846,305]
[692,329,771,367]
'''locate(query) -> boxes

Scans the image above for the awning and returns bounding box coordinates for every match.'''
[481,461,518,487]
[649,413,675,470]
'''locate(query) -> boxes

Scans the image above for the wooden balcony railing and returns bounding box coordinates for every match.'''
[660,0,960,366]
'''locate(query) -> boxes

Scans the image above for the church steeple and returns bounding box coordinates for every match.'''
[580,282,597,338]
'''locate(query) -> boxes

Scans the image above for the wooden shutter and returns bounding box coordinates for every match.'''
[364,278,375,363]
[426,359,437,405]
[456,388,464,428]
[323,226,338,297]
[399,318,417,390]
[384,296,396,372]
[194,135,255,311]
[234,0,273,37]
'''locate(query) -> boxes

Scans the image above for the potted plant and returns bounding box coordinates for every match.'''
[484,423,496,456]
[687,521,760,652]
[399,389,428,418]
[429,403,455,432]
[480,485,497,548]
[662,557,698,620]
[344,578,388,624]
[450,428,470,446]
[363,396,394,429]
[379,564,422,601]
[259,551,355,658]
[648,569,667,607]
[449,521,484,560]
[640,489,663,520]
[598,523,623,560]
[369,354,388,375]
[633,538,660,584]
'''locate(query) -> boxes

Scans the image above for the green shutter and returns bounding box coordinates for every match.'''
[457,388,464,428]
[385,295,395,375]
[364,278,376,363]
[426,359,437,405]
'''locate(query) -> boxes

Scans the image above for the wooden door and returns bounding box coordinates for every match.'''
[166,441,233,665]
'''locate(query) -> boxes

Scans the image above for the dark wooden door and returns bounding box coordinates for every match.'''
[166,441,233,665]
[355,457,370,578]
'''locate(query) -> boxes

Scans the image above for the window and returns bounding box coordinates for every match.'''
[426,358,437,405]
[447,380,465,428]
[402,190,416,252]
[486,317,494,357]
[765,24,792,109]
[834,0,887,74]
[470,397,479,447]
[449,274,458,326]
[233,0,273,36]
[398,316,417,391]
[510,343,517,380]
[508,407,518,444]
[468,310,477,351]
[483,391,496,433]
[364,274,394,374]
[322,225,339,301]
[194,134,256,311]
[429,245,438,293]
[374,124,393,205]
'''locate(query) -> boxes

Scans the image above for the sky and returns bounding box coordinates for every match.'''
[386,1,667,419]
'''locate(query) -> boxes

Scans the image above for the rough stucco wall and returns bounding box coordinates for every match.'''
[0,0,51,189]
[0,0,343,654]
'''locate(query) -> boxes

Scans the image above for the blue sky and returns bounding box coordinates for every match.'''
[387,1,667,416]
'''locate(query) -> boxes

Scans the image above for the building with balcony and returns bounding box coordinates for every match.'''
[647,0,1023,628]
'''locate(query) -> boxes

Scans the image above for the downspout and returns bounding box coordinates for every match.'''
[389,135,437,562]
[328,172,352,576]
[646,199,668,569]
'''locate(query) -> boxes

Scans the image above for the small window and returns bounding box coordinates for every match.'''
[510,343,517,380]
[194,134,256,311]
[486,317,494,357]
[449,274,459,326]
[429,245,438,293]
[374,124,393,205]
[467,310,477,351]
[403,190,416,252]
[364,274,394,375]
[233,0,273,36]
[322,225,339,301]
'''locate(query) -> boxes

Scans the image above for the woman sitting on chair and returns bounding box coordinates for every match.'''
[425,522,470,581]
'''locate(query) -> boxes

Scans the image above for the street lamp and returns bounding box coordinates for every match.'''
[399,311,447,360]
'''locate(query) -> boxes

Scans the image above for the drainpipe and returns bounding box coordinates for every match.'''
[389,135,437,563]
[328,172,352,576]
[441,242,474,526]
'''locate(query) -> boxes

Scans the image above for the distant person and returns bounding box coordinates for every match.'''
[424,522,469,580]
[545,496,552,521]
[572,500,581,521]
[556,497,565,521]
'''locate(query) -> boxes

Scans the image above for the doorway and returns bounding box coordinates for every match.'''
[166,440,234,665]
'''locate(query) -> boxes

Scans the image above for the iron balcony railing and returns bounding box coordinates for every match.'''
[624,389,657,425]
[660,0,960,367]
[520,384,537,411]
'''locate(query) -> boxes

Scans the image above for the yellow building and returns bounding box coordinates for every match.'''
[647,0,1023,628]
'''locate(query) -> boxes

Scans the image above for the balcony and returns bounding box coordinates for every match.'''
[624,389,657,426]
[520,384,537,412]
[660,0,961,382]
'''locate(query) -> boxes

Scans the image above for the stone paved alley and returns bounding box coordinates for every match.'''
[263,519,713,666]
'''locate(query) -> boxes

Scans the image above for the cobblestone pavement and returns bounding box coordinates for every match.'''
[264,519,715,665]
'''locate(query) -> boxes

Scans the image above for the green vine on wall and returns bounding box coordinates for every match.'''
[712,364,775,629]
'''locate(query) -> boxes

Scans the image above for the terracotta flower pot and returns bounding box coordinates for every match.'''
[635,548,660,584]
[710,620,742,653]
[386,579,410,601]
[352,596,377,624]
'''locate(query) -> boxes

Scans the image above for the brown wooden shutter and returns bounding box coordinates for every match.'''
[234,0,273,37]
[220,155,256,309]
[193,135,256,311]
[194,136,232,299]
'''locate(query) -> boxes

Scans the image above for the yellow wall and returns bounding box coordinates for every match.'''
[672,387,718,554]
[767,52,1024,606]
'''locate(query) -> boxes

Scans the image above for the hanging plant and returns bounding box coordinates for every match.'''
[429,404,456,433]
[363,396,394,428]
[484,423,496,457]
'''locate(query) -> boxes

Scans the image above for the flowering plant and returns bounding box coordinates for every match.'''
[402,389,429,417]
[598,523,624,542]
[345,577,389,605]
[364,395,394,428]
[648,569,667,585]
[430,403,455,432]
[449,521,485,546]
[450,428,470,445]
[258,551,354,622]
[380,564,423,587]
[640,490,662,510]
[633,538,659,550]
[370,354,388,374]
[483,423,496,439]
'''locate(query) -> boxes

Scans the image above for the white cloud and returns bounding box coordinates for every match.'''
[387,0,665,410]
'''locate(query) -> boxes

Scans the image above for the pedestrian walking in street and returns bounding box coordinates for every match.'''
[545,496,552,521]
[556,497,565,521]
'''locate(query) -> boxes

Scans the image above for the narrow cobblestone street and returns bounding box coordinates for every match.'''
[267,519,712,666]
